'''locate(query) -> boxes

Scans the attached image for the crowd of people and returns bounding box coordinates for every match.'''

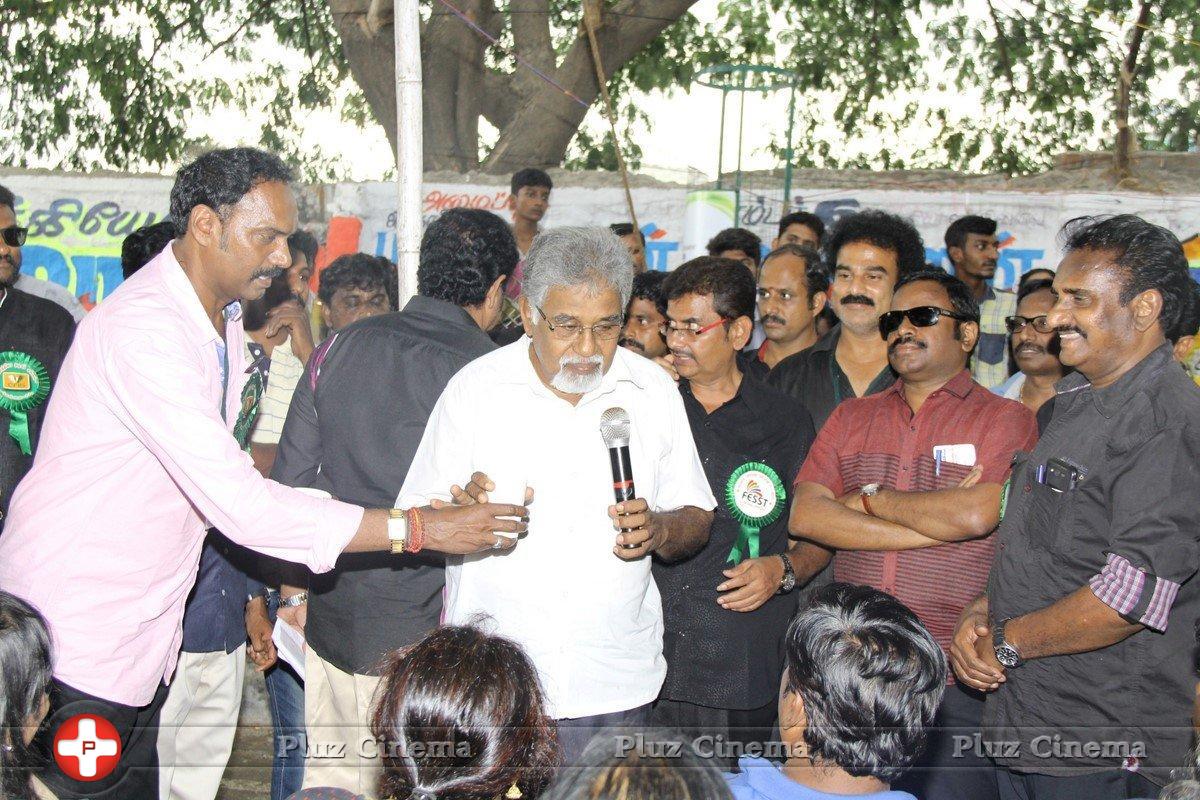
[0,146,1198,800]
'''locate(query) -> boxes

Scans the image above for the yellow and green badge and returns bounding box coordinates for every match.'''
[725,462,786,565]
[0,351,50,455]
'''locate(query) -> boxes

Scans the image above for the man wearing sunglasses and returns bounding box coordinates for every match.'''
[791,268,1037,800]
[0,184,76,527]
[648,256,816,764]
[994,277,1065,414]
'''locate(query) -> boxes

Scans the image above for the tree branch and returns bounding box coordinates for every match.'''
[985,0,1016,105]
[509,0,554,71]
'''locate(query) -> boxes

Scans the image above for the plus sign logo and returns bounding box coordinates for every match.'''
[53,714,121,782]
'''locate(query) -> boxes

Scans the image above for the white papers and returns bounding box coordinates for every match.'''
[272,618,306,681]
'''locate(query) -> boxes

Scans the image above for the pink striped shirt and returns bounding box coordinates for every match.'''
[0,245,362,706]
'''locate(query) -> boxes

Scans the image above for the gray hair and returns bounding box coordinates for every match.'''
[522,227,634,316]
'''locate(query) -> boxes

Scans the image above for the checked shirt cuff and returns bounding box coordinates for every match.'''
[1088,552,1179,633]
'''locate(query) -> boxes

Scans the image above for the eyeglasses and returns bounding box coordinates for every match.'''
[1005,315,1053,334]
[535,304,623,342]
[878,306,975,340]
[659,318,729,340]
[1,226,27,248]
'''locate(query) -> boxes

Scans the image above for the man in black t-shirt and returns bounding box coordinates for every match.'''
[0,184,74,523]
[650,256,817,765]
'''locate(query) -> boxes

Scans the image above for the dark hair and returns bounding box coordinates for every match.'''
[0,185,14,213]
[825,210,926,279]
[540,726,733,800]
[373,256,401,311]
[371,625,559,800]
[1017,277,1055,306]
[241,272,296,331]
[663,256,756,322]
[785,583,946,783]
[418,209,519,307]
[762,244,830,301]
[778,210,826,242]
[944,215,997,257]
[630,270,669,316]
[1018,268,1055,294]
[608,222,646,247]
[0,591,53,800]
[317,253,391,307]
[1060,214,1194,338]
[288,230,319,269]
[895,268,981,327]
[1168,281,1200,343]
[169,147,294,237]
[706,227,763,267]
[120,220,176,279]
[511,168,553,196]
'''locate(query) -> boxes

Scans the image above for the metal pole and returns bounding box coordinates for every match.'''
[734,71,746,225]
[783,81,797,215]
[394,0,423,305]
[716,89,727,190]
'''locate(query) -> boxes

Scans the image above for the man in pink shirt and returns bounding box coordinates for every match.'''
[0,148,526,800]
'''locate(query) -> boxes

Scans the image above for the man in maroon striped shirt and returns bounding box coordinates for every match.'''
[790,268,1037,800]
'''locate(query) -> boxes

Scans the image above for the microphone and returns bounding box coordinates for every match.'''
[600,407,639,549]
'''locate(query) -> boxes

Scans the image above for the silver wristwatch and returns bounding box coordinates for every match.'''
[280,591,309,608]
[777,554,797,594]
[992,620,1023,668]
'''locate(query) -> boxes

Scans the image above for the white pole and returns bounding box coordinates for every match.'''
[394,0,423,305]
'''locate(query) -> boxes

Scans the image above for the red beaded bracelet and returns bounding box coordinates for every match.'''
[406,507,425,553]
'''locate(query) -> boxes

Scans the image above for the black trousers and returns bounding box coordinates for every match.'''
[996,767,1159,800]
[33,678,169,800]
[650,697,778,770]
[556,703,654,765]
[893,681,999,800]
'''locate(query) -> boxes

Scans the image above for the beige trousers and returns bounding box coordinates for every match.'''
[157,646,246,800]
[301,647,383,798]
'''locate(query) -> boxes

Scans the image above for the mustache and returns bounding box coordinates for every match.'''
[840,294,874,307]
[888,334,926,354]
[559,354,603,368]
[618,336,644,353]
[669,348,693,360]
[252,267,284,280]
[761,314,786,326]
[1015,342,1046,355]
[1054,325,1086,338]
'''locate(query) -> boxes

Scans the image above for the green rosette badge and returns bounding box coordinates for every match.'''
[0,351,50,455]
[725,461,786,565]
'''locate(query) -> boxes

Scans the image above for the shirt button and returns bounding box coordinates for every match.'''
[909,425,916,432]
[220,589,226,597]
[1024,484,1031,493]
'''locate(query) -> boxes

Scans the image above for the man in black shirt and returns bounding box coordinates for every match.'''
[949,215,1200,799]
[649,256,817,765]
[272,208,517,796]
[769,209,925,430]
[0,184,74,523]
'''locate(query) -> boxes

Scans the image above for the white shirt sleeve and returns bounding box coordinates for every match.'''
[649,375,717,513]
[396,375,476,508]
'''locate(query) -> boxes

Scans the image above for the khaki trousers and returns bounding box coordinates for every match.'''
[301,647,382,798]
[157,646,246,800]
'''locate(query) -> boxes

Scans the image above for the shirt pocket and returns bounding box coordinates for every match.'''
[1023,463,1082,555]
[976,332,1007,366]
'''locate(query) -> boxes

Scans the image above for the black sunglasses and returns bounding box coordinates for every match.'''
[878,306,975,339]
[1,226,27,248]
[1005,315,1053,334]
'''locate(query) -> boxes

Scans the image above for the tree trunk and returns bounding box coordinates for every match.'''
[327,0,700,173]
[1115,0,1153,180]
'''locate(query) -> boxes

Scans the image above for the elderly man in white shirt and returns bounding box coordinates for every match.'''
[398,226,716,762]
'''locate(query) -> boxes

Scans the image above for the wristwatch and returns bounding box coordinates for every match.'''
[387,508,409,554]
[777,554,797,594]
[992,620,1023,668]
[860,483,881,517]
[280,591,308,608]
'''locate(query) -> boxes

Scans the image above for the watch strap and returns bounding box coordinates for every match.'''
[387,507,408,554]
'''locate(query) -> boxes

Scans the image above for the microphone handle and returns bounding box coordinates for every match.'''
[609,445,639,549]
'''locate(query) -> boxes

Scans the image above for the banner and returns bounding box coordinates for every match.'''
[5,171,1199,308]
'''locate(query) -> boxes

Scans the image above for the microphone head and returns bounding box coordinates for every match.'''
[599,407,632,448]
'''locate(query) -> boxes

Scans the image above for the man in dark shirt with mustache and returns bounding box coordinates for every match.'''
[770,210,926,430]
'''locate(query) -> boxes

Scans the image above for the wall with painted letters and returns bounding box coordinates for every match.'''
[4,171,1199,308]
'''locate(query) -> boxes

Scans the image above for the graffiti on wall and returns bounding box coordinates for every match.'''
[14,197,163,306]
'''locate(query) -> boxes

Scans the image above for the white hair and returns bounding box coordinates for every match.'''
[522,227,634,316]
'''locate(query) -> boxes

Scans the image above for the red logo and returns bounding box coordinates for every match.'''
[53,714,121,782]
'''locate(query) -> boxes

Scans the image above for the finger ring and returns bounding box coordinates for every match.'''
[492,538,504,550]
